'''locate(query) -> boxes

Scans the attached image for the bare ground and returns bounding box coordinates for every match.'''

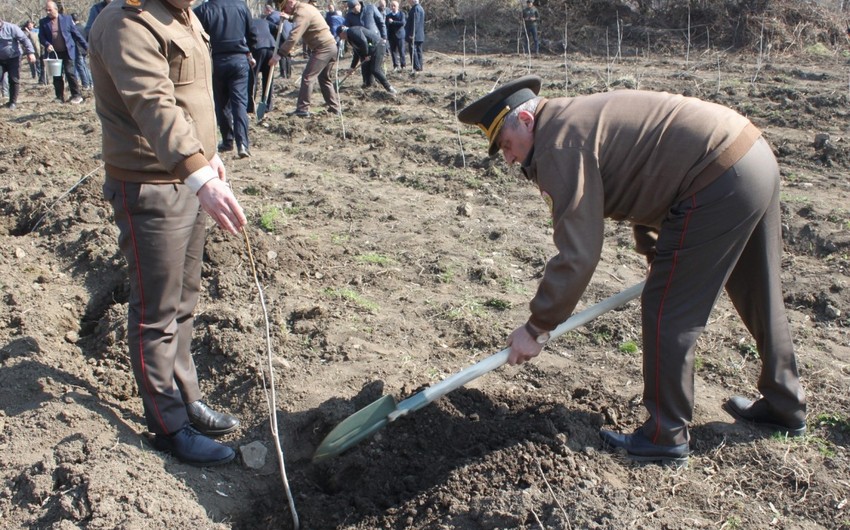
[1,41,849,530]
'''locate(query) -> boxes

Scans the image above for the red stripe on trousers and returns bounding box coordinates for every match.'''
[121,181,170,435]
[652,194,697,443]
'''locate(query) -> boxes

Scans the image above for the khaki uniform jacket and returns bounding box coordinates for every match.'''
[280,2,336,57]
[88,0,216,183]
[523,90,760,331]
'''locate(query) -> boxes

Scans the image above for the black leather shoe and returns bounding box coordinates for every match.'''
[152,426,235,466]
[599,429,689,467]
[218,142,234,152]
[237,144,251,158]
[186,400,240,436]
[723,396,806,437]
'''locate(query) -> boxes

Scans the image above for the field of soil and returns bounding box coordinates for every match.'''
[1,32,849,529]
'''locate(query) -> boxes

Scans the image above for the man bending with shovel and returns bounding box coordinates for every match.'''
[457,76,807,467]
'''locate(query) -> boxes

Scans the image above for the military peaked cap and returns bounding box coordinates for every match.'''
[457,75,542,156]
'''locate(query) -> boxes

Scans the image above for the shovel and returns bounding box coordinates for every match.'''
[257,22,286,122]
[313,281,646,462]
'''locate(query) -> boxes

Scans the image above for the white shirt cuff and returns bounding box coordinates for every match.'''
[184,165,217,194]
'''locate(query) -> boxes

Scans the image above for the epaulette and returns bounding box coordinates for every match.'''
[122,0,144,13]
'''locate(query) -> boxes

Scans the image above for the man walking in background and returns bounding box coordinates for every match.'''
[0,16,37,110]
[71,13,92,90]
[194,0,257,159]
[404,0,424,72]
[39,0,87,103]
[89,0,247,467]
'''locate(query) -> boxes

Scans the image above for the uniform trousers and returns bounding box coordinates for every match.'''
[361,41,391,91]
[296,43,339,114]
[389,36,405,68]
[640,137,806,446]
[0,56,21,104]
[248,46,274,113]
[103,177,205,436]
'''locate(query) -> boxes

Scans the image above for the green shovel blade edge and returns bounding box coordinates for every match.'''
[312,394,398,463]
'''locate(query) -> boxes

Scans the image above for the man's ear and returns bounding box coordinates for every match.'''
[517,109,535,131]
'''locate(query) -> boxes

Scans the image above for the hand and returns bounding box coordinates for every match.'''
[27,53,36,64]
[506,324,545,365]
[248,54,257,67]
[197,178,246,236]
[47,44,54,52]
[269,55,280,66]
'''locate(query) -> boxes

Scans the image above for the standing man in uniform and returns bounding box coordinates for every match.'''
[194,0,258,159]
[89,0,247,467]
[457,76,807,467]
[522,0,539,55]
[0,17,36,110]
[270,0,341,118]
[39,0,87,104]
[404,0,424,72]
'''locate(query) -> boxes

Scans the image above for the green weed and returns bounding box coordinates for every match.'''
[815,412,850,432]
[356,253,394,266]
[484,298,512,311]
[323,287,379,312]
[259,206,282,232]
[618,340,639,354]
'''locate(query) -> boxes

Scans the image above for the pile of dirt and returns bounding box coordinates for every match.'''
[1,36,849,530]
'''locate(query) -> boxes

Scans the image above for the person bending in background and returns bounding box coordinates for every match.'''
[89,0,247,467]
[270,0,340,118]
[337,24,395,94]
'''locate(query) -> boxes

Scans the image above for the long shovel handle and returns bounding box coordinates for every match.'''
[389,281,645,421]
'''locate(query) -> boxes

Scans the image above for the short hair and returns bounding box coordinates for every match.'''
[501,97,542,133]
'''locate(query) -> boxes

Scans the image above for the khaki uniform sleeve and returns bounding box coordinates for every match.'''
[528,148,605,332]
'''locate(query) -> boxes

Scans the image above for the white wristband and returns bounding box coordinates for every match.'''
[184,165,217,194]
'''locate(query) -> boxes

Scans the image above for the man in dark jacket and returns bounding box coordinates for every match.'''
[338,25,395,94]
[404,0,424,72]
[194,0,258,158]
[344,0,386,39]
[0,17,36,109]
[248,16,277,114]
[84,0,112,37]
[39,0,87,103]
[385,0,405,70]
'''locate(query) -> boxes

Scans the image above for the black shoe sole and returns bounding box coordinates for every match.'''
[722,401,807,437]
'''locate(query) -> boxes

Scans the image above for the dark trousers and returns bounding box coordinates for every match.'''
[0,56,21,104]
[103,178,206,436]
[408,40,423,71]
[51,49,81,101]
[248,47,274,113]
[212,53,250,149]
[361,42,391,91]
[640,138,806,446]
[389,37,406,68]
[525,25,539,54]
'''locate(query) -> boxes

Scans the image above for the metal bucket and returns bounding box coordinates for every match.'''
[45,52,62,77]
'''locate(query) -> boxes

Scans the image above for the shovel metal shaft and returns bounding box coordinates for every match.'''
[389,281,645,421]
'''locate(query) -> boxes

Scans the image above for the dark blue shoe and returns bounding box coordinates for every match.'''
[723,396,806,437]
[153,426,236,466]
[599,429,689,467]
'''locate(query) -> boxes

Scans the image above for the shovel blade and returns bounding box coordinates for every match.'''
[256,102,268,122]
[312,394,397,463]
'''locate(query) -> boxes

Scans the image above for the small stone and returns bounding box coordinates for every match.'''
[15,248,26,259]
[825,304,841,319]
[457,202,472,217]
[240,441,268,469]
[65,331,79,344]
